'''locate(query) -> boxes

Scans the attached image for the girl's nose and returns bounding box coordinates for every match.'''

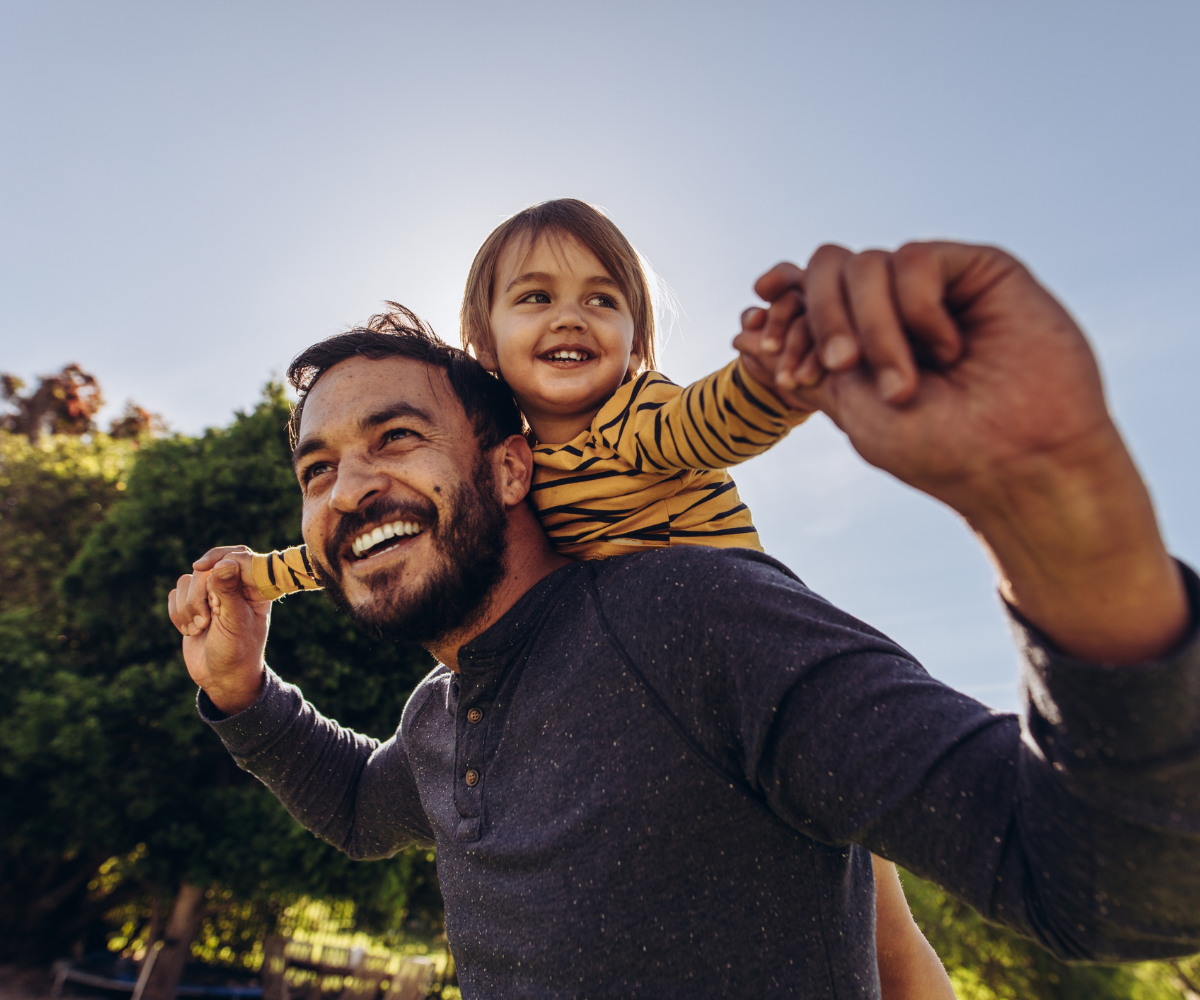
[549,303,587,331]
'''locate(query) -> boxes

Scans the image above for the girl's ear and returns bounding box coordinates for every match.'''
[627,348,644,376]
[473,341,499,371]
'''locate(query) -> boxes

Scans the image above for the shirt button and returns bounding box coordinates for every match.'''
[467,708,483,724]
[464,768,480,787]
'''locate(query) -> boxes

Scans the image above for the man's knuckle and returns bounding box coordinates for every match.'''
[894,240,931,262]
[809,298,851,338]
[809,244,849,269]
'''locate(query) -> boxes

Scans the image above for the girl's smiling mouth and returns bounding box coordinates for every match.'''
[540,347,594,366]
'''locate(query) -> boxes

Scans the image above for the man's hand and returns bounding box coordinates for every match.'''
[168,548,271,715]
[739,241,1188,664]
[180,545,271,632]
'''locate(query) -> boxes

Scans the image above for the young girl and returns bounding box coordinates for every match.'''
[205,199,954,999]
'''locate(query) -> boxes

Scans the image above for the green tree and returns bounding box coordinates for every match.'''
[0,388,438,978]
[0,429,138,960]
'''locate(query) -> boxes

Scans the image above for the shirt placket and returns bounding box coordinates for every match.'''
[451,659,505,843]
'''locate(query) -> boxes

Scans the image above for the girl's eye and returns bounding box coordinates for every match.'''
[585,293,616,309]
[518,291,551,305]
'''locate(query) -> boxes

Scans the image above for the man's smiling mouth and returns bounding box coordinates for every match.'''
[351,519,425,559]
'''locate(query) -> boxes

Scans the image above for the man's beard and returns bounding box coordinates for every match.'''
[317,454,509,645]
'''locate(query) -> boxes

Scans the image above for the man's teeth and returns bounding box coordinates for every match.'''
[351,520,423,556]
[547,350,588,361]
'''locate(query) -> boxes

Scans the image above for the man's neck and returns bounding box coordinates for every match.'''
[427,506,570,671]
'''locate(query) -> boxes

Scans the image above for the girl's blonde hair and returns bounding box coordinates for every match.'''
[460,199,658,373]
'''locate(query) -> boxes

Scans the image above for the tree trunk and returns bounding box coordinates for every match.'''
[139,881,206,1000]
[137,896,163,973]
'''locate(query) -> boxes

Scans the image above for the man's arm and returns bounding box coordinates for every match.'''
[756,562,1200,961]
[735,242,1187,664]
[716,240,1199,957]
[594,544,1200,961]
[197,668,435,859]
[168,559,434,856]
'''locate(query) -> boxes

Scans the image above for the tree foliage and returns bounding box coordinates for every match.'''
[1,365,105,441]
[0,387,437,964]
[1,364,163,443]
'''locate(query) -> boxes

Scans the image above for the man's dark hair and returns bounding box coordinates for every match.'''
[286,303,523,451]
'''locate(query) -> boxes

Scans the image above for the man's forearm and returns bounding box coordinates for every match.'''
[200,668,434,859]
[958,421,1187,664]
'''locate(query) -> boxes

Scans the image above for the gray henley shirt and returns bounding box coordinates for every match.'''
[202,547,1200,999]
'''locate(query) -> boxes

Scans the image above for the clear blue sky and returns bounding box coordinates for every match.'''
[3,1,1198,708]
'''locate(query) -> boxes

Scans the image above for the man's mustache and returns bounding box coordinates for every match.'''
[321,496,440,579]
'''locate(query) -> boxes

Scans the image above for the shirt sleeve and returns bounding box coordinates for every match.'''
[599,359,811,473]
[199,668,435,857]
[592,549,1200,962]
[251,546,322,601]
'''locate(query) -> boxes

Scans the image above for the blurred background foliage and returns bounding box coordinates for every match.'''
[900,871,1200,1000]
[0,371,438,975]
[1,366,1199,998]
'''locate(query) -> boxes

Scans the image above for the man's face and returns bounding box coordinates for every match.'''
[292,355,508,642]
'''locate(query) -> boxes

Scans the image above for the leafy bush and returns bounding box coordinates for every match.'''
[0,389,437,963]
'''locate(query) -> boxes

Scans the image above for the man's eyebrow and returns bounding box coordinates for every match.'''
[503,271,621,294]
[291,404,435,472]
[292,437,326,473]
[359,402,433,431]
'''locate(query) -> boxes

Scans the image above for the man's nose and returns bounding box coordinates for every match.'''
[328,454,391,514]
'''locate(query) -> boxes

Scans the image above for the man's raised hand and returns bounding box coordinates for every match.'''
[168,546,271,715]
[738,241,1188,665]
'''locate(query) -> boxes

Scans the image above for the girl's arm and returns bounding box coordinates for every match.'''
[874,855,957,1000]
[605,359,812,473]
[249,545,322,599]
[182,545,322,634]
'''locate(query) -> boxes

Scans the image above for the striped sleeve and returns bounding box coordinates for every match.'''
[250,545,323,601]
[600,358,811,473]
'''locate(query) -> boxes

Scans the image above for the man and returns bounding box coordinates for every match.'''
[171,242,1200,999]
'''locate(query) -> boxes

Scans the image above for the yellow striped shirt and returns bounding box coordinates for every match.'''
[251,358,808,599]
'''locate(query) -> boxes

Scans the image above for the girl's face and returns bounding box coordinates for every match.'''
[483,233,641,445]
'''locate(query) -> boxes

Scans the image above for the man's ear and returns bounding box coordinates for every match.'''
[495,433,534,507]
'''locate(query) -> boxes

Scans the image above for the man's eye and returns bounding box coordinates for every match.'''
[303,462,333,484]
[518,291,551,305]
[383,428,415,443]
[585,294,616,309]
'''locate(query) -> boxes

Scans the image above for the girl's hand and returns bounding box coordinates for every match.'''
[176,545,267,633]
[734,263,826,401]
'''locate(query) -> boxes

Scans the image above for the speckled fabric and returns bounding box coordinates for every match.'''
[202,547,1200,999]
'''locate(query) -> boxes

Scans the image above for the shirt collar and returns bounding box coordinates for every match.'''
[456,561,586,669]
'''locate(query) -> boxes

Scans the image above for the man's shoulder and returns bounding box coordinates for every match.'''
[590,544,808,595]
[398,663,453,740]
[585,545,904,662]
[584,545,826,644]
